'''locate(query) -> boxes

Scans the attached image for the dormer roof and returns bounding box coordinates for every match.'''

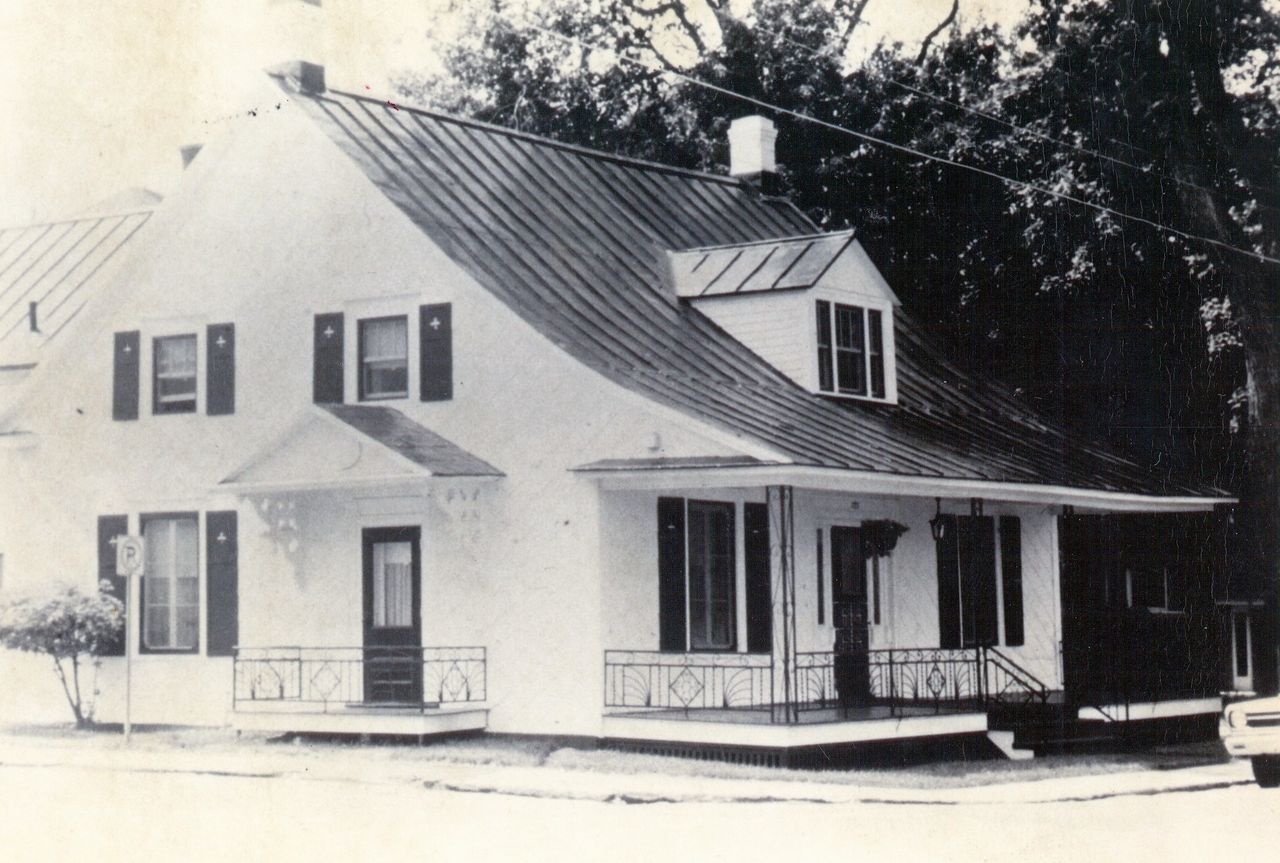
[668,231,861,298]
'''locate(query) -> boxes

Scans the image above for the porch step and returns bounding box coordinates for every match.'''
[985,730,1034,761]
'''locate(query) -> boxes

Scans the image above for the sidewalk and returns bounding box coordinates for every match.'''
[0,728,1253,807]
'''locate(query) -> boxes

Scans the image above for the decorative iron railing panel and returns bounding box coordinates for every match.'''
[606,646,1052,723]
[233,646,486,712]
[604,650,772,711]
[869,648,983,703]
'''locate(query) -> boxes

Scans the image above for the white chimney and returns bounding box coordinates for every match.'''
[728,115,778,179]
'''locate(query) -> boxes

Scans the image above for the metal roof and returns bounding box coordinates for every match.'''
[320,404,503,477]
[668,231,855,297]
[283,78,1223,499]
[0,210,152,359]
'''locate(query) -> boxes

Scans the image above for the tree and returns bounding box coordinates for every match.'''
[0,581,124,727]
[400,0,1280,686]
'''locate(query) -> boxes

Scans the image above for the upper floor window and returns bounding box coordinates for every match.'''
[358,316,408,400]
[816,301,885,400]
[153,334,197,414]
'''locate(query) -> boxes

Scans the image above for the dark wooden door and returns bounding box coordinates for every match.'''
[362,526,422,704]
[831,526,871,707]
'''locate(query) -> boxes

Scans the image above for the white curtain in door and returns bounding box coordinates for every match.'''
[372,541,413,628]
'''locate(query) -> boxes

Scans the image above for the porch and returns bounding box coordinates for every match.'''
[600,646,1047,748]
[231,646,489,736]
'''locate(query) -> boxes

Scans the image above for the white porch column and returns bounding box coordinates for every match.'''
[767,485,798,723]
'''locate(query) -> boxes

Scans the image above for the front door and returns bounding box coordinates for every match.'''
[831,526,871,707]
[362,526,422,704]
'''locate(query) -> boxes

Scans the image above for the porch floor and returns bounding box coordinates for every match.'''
[232,703,489,736]
[608,703,976,725]
[602,705,989,749]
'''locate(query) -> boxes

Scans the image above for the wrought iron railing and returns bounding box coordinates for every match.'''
[233,646,486,712]
[603,651,772,712]
[606,646,1052,722]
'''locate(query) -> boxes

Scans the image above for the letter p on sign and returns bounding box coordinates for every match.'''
[115,535,144,578]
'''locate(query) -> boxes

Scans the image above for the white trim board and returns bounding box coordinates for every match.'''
[1077,697,1223,723]
[601,712,988,748]
[583,464,1232,512]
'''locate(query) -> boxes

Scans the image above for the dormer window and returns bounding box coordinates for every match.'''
[358,316,409,400]
[816,301,886,400]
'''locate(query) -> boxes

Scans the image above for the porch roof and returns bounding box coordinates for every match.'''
[573,460,1232,512]
[218,404,502,493]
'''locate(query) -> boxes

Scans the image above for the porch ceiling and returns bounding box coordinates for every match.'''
[218,405,502,494]
[574,462,1233,513]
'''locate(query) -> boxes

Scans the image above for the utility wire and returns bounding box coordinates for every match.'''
[502,14,1280,266]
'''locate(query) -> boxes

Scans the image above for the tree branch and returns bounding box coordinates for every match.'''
[837,0,874,53]
[916,0,960,65]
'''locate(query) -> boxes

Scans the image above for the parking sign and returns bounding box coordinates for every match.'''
[115,535,144,578]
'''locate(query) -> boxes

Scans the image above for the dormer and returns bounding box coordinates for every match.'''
[668,231,900,405]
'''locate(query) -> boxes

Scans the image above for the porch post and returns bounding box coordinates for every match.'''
[767,485,798,723]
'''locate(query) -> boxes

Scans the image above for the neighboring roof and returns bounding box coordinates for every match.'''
[281,77,1223,499]
[668,231,855,297]
[78,188,163,217]
[0,210,153,359]
[319,404,503,477]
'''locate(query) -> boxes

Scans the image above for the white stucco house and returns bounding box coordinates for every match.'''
[0,62,1251,764]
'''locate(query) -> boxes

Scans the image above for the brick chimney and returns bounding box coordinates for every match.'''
[728,115,781,195]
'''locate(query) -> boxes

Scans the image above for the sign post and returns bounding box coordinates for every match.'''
[115,535,144,743]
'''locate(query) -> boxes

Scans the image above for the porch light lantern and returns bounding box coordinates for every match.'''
[929,497,948,544]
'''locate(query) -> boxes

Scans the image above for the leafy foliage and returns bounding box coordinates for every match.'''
[0,581,124,727]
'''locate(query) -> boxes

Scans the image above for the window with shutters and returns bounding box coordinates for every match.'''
[153,334,197,414]
[141,515,199,653]
[358,316,409,400]
[687,501,736,650]
[815,300,889,401]
[936,515,1024,649]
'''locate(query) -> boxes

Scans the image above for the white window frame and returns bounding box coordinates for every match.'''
[152,333,198,415]
[357,315,410,401]
[139,514,200,654]
[814,298,895,403]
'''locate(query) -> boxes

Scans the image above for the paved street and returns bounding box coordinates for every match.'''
[1,753,1277,863]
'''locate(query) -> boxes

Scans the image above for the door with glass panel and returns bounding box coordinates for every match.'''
[362,527,422,703]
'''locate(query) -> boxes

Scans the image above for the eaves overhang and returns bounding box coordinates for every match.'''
[572,462,1234,513]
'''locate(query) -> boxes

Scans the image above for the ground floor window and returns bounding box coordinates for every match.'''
[935,515,1023,649]
[686,500,736,650]
[141,515,199,652]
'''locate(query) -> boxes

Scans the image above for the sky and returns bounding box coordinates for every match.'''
[0,0,1030,225]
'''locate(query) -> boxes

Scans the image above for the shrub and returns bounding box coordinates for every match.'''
[0,581,124,727]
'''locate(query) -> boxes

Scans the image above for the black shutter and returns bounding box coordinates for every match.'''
[112,331,139,421]
[1000,516,1024,647]
[936,515,960,649]
[657,497,686,652]
[744,502,771,653]
[207,323,235,415]
[97,515,128,656]
[206,511,239,657]
[419,303,452,401]
[960,516,998,646]
[313,313,344,403]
